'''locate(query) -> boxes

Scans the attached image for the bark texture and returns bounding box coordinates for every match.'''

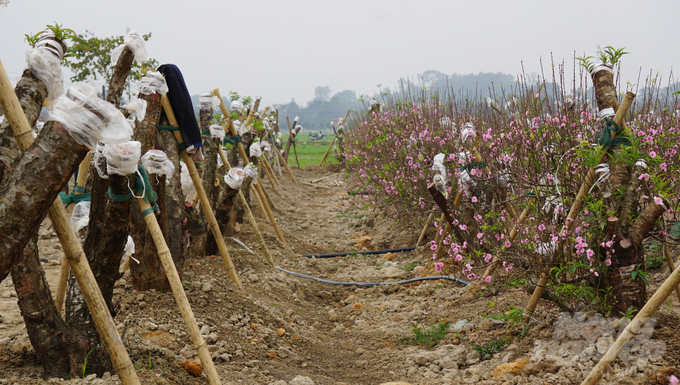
[592,68,620,112]
[107,46,134,109]
[0,121,88,282]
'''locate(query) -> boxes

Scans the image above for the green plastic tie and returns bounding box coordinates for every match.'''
[108,189,132,202]
[598,118,631,148]
[59,190,91,204]
[201,128,211,136]
[105,166,159,217]
[157,125,181,131]
[223,134,242,145]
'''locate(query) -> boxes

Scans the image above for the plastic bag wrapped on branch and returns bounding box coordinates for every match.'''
[209,124,225,142]
[230,100,244,113]
[224,167,245,189]
[138,72,168,95]
[69,201,90,234]
[49,84,134,149]
[461,122,476,142]
[123,97,147,123]
[200,93,220,111]
[102,141,142,176]
[93,142,108,179]
[110,30,148,65]
[25,42,64,109]
[249,141,263,158]
[141,149,174,179]
[243,163,258,185]
[180,162,195,198]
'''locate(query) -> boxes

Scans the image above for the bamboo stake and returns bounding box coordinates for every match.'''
[482,198,536,278]
[261,154,280,189]
[311,174,334,183]
[416,210,437,247]
[0,58,140,385]
[217,146,275,266]
[286,117,301,168]
[274,136,299,186]
[433,212,447,245]
[303,181,330,189]
[523,92,636,323]
[319,110,350,167]
[581,256,680,385]
[160,96,242,287]
[136,199,221,385]
[55,152,93,313]
[663,240,680,302]
[213,89,286,243]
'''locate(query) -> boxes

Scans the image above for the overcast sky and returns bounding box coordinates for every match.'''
[1,0,679,107]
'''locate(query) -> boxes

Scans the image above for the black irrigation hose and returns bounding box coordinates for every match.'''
[299,246,418,258]
[276,266,469,287]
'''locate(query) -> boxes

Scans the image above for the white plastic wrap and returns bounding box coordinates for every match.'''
[536,241,557,257]
[138,72,168,95]
[0,0,9,8]
[25,45,64,109]
[224,167,245,189]
[295,125,303,135]
[120,235,138,270]
[141,149,175,179]
[234,120,249,136]
[431,153,447,180]
[34,32,66,60]
[433,174,447,197]
[216,153,223,168]
[34,121,45,133]
[243,163,258,184]
[598,107,615,121]
[209,124,225,142]
[199,93,220,111]
[49,83,134,149]
[111,30,148,65]
[94,142,109,179]
[439,117,453,129]
[634,159,648,169]
[123,96,147,122]
[180,162,195,197]
[230,100,244,113]
[460,169,476,187]
[69,201,90,234]
[249,141,263,157]
[260,140,272,154]
[461,122,475,142]
[103,141,142,176]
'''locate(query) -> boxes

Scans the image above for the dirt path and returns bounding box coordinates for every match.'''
[1,166,679,385]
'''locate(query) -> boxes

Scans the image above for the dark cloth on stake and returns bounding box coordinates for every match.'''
[157,64,202,153]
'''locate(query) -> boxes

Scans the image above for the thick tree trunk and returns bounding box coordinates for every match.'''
[0,121,88,282]
[204,184,240,256]
[11,236,91,379]
[591,66,620,112]
[107,46,134,109]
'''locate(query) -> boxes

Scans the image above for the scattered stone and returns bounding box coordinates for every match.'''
[351,303,363,311]
[412,266,425,277]
[201,282,212,293]
[145,322,158,331]
[493,359,528,379]
[268,352,277,358]
[328,309,337,322]
[289,375,315,385]
[383,252,395,261]
[200,325,210,335]
[465,349,480,365]
[381,266,408,279]
[48,259,61,266]
[183,360,203,377]
[354,235,373,249]
[277,328,286,337]
[251,323,259,329]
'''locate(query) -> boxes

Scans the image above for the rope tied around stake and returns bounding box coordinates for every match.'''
[107,165,159,217]
[460,161,487,172]
[157,125,187,150]
[598,117,631,148]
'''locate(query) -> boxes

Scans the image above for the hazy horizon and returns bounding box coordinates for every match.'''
[1,0,679,108]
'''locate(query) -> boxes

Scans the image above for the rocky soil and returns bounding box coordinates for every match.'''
[1,165,679,385]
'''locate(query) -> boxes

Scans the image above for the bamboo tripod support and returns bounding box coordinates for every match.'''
[217,146,275,266]
[260,154,280,189]
[319,110,350,167]
[136,198,221,385]
[581,251,680,385]
[482,197,536,279]
[273,133,299,186]
[55,152,93,313]
[523,92,636,324]
[416,210,437,247]
[0,58,140,385]
[287,117,301,168]
[213,89,286,244]
[160,96,242,288]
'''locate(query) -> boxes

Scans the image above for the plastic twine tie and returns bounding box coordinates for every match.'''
[201,128,211,136]
[598,118,631,148]
[106,166,159,217]
[223,134,242,145]
[59,188,92,204]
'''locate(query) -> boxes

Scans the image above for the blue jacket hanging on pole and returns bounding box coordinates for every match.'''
[157,64,202,152]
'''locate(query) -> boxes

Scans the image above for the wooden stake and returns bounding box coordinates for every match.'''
[136,199,221,385]
[0,58,140,385]
[523,92,636,323]
[303,181,330,189]
[581,255,680,385]
[319,110,350,167]
[663,239,680,302]
[311,174,334,183]
[213,89,286,243]
[416,210,437,247]
[217,146,275,266]
[260,154,280,189]
[274,138,299,186]
[433,212,447,245]
[482,197,536,278]
[160,96,242,287]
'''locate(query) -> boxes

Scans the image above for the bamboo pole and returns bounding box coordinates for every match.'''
[311,174,334,183]
[581,256,680,385]
[319,110,350,167]
[260,154,280,189]
[160,96,242,287]
[482,198,536,278]
[274,136,299,186]
[0,59,140,385]
[663,240,680,302]
[55,153,92,313]
[136,198,221,385]
[217,146,275,266]
[523,92,636,323]
[213,89,286,243]
[416,210,437,247]
[287,117,301,168]
[433,212,447,245]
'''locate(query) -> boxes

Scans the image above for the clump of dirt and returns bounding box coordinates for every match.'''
[1,166,679,385]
